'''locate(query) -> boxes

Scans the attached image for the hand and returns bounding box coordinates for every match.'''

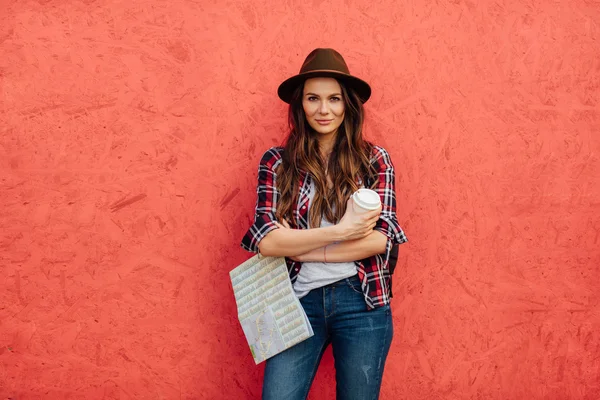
[336,198,381,241]
[274,218,292,230]
[289,253,305,262]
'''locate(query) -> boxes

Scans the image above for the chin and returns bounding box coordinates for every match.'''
[311,124,342,136]
[315,128,336,135]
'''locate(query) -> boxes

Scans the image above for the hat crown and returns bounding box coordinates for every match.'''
[299,48,350,75]
[277,48,371,104]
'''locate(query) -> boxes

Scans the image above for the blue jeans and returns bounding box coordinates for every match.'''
[262,275,394,400]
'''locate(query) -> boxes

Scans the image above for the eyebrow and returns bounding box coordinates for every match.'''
[304,92,342,97]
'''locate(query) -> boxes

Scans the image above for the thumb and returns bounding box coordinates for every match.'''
[347,197,355,211]
[346,198,353,210]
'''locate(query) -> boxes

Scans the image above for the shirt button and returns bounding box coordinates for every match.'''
[301,205,306,209]
[295,267,299,271]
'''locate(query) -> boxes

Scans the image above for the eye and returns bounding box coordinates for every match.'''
[330,96,341,101]
[307,96,318,101]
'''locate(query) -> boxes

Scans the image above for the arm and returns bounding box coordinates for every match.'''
[290,230,387,263]
[258,224,343,257]
[371,146,408,266]
[260,201,381,257]
[241,149,380,257]
[286,146,408,264]
[240,148,282,253]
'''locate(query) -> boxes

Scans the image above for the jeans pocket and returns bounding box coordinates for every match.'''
[345,276,363,294]
[381,303,392,316]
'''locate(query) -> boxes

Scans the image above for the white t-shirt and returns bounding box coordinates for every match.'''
[293,179,358,298]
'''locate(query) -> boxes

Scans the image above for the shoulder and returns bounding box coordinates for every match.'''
[369,144,393,165]
[259,146,284,169]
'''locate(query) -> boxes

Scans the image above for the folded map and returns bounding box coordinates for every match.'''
[230,254,314,364]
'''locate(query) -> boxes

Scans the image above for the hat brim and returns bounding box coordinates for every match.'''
[277,70,372,104]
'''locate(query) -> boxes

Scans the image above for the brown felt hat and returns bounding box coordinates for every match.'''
[277,48,371,104]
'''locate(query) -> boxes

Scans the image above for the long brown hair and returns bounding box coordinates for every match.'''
[275,79,378,228]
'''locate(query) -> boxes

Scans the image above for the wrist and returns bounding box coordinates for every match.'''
[326,224,347,242]
[296,248,318,263]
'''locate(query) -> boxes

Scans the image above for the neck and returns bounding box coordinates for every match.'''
[317,130,337,159]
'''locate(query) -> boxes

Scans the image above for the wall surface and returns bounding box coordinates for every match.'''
[1,0,599,399]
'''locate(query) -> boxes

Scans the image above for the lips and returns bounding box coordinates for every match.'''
[315,119,333,125]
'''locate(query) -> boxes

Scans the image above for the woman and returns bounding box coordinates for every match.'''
[241,48,407,400]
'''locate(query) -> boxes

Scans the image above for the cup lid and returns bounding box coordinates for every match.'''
[352,189,381,210]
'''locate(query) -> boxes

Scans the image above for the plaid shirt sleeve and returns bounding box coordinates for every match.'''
[371,145,408,263]
[356,145,408,309]
[240,147,283,253]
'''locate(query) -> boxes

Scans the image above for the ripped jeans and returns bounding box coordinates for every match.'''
[262,275,394,400]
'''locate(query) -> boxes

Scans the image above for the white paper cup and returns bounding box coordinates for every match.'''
[351,189,381,213]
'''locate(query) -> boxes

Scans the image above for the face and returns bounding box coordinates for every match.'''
[302,77,345,137]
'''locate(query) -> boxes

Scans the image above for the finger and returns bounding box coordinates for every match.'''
[364,215,379,225]
[367,209,381,218]
[282,219,291,229]
[362,211,379,221]
[346,198,355,212]
[366,212,379,221]
[360,214,376,224]
[362,225,376,235]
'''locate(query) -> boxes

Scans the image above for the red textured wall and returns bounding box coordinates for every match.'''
[1,0,599,399]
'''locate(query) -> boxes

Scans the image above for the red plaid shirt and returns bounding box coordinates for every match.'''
[241,145,407,309]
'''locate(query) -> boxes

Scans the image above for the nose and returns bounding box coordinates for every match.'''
[318,100,329,115]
